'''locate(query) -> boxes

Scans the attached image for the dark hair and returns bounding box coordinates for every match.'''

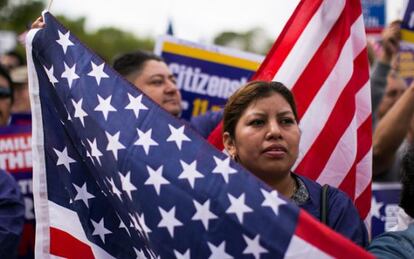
[400,147,414,218]
[0,64,14,102]
[223,80,298,138]
[112,51,163,79]
[4,51,25,66]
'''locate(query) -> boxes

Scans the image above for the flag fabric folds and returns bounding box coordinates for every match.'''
[208,0,372,221]
[27,11,372,259]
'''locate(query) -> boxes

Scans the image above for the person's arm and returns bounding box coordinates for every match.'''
[368,231,414,259]
[31,16,45,29]
[0,170,25,258]
[371,62,391,117]
[373,84,414,176]
[371,21,400,117]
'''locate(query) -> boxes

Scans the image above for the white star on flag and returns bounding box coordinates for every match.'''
[91,218,112,243]
[212,156,237,183]
[192,199,217,230]
[261,189,286,216]
[107,177,122,200]
[371,196,384,219]
[61,62,79,88]
[94,95,117,120]
[144,165,169,195]
[243,235,268,259]
[132,213,151,234]
[207,241,233,259]
[125,93,148,118]
[174,249,190,259]
[157,206,183,237]
[167,124,190,150]
[87,61,109,85]
[135,128,158,155]
[43,65,58,86]
[56,30,74,54]
[118,217,131,236]
[71,98,88,127]
[226,193,252,223]
[73,183,95,208]
[87,138,103,166]
[105,131,125,160]
[53,147,76,172]
[120,171,137,200]
[178,160,204,188]
[134,248,147,258]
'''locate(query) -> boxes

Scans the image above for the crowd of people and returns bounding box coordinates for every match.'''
[0,16,413,258]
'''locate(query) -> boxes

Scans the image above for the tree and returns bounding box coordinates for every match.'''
[0,0,45,32]
[55,15,155,63]
[213,27,273,55]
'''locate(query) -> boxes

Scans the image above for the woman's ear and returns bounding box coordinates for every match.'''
[223,132,237,158]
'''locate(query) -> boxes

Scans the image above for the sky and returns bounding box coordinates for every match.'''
[49,0,404,44]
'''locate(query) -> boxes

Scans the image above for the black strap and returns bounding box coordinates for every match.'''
[320,184,329,225]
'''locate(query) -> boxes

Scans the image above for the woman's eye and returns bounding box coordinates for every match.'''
[280,118,295,125]
[249,119,264,126]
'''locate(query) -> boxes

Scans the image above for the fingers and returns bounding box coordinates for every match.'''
[31,16,46,29]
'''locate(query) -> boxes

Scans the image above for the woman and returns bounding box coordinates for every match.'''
[222,80,368,247]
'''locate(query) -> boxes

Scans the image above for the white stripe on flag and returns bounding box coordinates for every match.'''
[293,15,367,169]
[26,21,51,258]
[284,235,333,259]
[317,81,371,187]
[317,116,357,186]
[49,201,115,259]
[356,149,372,197]
[356,81,371,127]
[273,0,346,88]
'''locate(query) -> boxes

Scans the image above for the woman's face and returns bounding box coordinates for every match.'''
[224,92,300,183]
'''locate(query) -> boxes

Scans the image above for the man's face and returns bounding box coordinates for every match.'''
[131,60,182,117]
[0,75,12,126]
[377,71,407,119]
[0,55,20,71]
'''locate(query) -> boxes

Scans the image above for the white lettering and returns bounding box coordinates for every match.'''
[168,62,247,99]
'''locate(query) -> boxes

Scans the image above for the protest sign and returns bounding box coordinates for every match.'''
[0,124,34,258]
[154,35,263,120]
[371,183,402,238]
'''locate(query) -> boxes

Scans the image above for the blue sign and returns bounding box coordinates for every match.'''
[362,0,386,32]
[371,183,402,238]
[154,36,263,120]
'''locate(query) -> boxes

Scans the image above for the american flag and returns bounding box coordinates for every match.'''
[27,11,372,259]
[208,0,372,221]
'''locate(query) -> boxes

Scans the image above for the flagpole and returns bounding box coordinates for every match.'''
[47,0,54,11]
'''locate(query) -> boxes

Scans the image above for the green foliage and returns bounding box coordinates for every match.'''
[55,15,155,63]
[0,0,45,32]
[213,27,273,55]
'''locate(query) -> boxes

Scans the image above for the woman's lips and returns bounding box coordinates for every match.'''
[262,145,287,158]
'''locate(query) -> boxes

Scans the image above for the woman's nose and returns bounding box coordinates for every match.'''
[265,120,282,139]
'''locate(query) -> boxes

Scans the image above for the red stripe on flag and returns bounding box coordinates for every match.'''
[251,0,323,81]
[291,0,360,119]
[355,182,372,219]
[207,121,224,150]
[356,114,373,162]
[295,210,374,258]
[339,163,356,200]
[340,105,372,205]
[50,227,94,259]
[354,116,373,217]
[295,50,369,180]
